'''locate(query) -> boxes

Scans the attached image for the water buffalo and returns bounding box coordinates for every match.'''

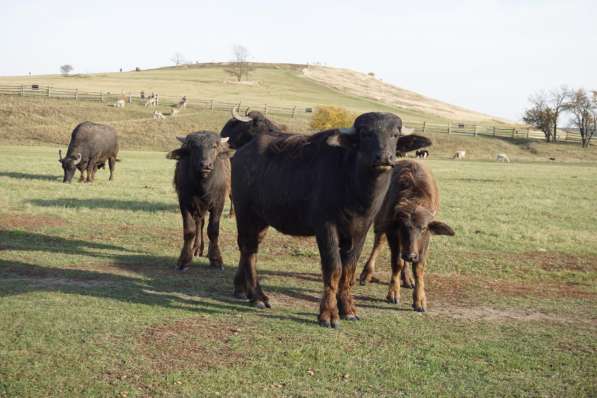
[231,112,432,328]
[220,108,286,149]
[167,132,233,271]
[359,160,454,311]
[58,121,119,183]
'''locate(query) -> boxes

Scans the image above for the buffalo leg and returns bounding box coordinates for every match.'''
[315,224,342,328]
[108,157,116,181]
[79,169,86,183]
[412,259,427,312]
[206,208,224,269]
[227,194,235,218]
[176,204,196,271]
[192,216,204,257]
[401,264,415,289]
[386,231,405,304]
[234,217,269,307]
[359,232,385,285]
[337,233,367,320]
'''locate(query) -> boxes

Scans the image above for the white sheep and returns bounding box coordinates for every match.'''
[496,153,510,163]
[114,99,125,108]
[452,150,466,160]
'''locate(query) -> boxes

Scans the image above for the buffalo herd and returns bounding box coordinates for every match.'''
[58,109,455,328]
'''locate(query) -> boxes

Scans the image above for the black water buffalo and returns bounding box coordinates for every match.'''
[167,132,233,271]
[230,112,432,328]
[58,121,119,183]
[220,108,286,149]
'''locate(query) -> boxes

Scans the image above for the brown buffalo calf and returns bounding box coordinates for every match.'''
[359,160,454,311]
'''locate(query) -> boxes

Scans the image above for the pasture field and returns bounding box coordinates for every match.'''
[0,146,596,397]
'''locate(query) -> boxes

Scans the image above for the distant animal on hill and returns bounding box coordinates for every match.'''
[176,96,187,109]
[114,99,125,108]
[229,111,432,327]
[416,149,429,159]
[496,153,510,162]
[144,94,157,107]
[452,150,466,160]
[58,121,119,183]
[170,107,180,117]
[153,110,165,120]
[359,160,454,311]
[167,132,233,271]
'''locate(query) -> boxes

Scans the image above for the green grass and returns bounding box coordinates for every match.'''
[1,146,596,397]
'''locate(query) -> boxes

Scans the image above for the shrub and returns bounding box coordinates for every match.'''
[310,106,357,131]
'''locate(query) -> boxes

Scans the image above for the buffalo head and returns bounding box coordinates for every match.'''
[396,205,454,263]
[167,131,232,178]
[220,107,284,149]
[58,150,82,183]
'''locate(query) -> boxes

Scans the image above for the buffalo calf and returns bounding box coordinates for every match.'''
[167,132,233,271]
[359,160,454,311]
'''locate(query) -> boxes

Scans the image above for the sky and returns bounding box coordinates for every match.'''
[1,0,595,121]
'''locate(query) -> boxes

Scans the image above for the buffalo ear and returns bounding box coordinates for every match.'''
[166,148,189,160]
[326,132,355,149]
[396,134,431,153]
[217,142,236,158]
[428,221,455,236]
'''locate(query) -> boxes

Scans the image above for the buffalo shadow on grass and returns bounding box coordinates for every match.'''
[0,171,59,182]
[29,198,178,212]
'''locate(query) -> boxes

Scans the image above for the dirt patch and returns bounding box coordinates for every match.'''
[137,317,250,374]
[516,251,597,273]
[0,213,65,231]
[431,305,589,324]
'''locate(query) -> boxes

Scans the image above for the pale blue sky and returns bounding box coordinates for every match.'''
[1,0,595,121]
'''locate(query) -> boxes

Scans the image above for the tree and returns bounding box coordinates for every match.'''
[547,86,568,142]
[60,64,74,76]
[225,44,254,82]
[565,88,596,148]
[522,92,556,142]
[170,52,186,66]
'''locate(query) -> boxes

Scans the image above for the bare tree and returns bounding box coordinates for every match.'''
[60,64,74,76]
[225,44,254,82]
[565,88,596,148]
[522,87,568,142]
[523,92,556,142]
[170,52,186,66]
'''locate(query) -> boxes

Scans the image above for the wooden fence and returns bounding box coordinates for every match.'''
[0,83,589,144]
[0,83,306,118]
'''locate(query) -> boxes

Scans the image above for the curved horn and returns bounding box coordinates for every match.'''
[58,149,63,161]
[220,137,230,143]
[176,136,186,143]
[339,127,355,135]
[73,153,82,165]
[231,106,251,122]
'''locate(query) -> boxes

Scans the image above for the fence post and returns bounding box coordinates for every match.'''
[210,100,214,111]
[74,89,78,101]
[422,121,426,133]
[493,126,496,136]
[292,106,296,118]
[473,125,478,137]
[100,91,103,102]
[512,128,516,138]
[20,85,24,96]
[264,104,268,115]
[526,128,529,139]
[47,86,51,97]
[448,122,452,135]
[128,95,132,104]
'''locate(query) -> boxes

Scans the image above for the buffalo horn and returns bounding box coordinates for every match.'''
[231,106,252,122]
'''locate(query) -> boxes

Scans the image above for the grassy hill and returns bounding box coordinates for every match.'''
[0,63,504,124]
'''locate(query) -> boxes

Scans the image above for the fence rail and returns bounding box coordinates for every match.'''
[0,83,590,144]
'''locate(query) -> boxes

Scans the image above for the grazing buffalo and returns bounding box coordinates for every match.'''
[167,132,233,271]
[359,160,454,311]
[58,121,119,183]
[416,149,429,159]
[231,112,432,328]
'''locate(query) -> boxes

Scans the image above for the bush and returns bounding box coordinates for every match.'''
[310,106,356,131]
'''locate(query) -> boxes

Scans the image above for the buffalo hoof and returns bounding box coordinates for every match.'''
[254,300,271,309]
[319,320,339,329]
[209,261,224,271]
[233,290,247,299]
[401,281,415,289]
[413,305,426,313]
[387,296,399,305]
[343,314,360,321]
[176,264,191,272]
